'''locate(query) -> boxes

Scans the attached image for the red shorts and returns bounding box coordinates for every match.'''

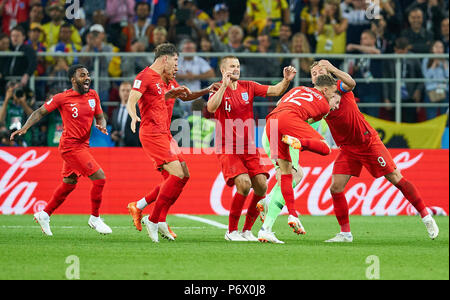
[140,131,184,170]
[333,135,397,178]
[217,152,269,187]
[60,148,101,178]
[266,110,324,162]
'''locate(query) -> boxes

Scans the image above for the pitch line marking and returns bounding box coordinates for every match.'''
[175,214,228,229]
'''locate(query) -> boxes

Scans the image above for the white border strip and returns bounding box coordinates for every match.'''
[175,214,228,229]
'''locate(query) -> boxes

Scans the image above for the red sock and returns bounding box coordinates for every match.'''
[158,176,189,222]
[280,174,297,217]
[44,182,77,216]
[300,139,330,156]
[150,175,185,223]
[228,192,247,232]
[243,194,265,231]
[331,192,350,232]
[144,170,170,205]
[395,178,428,217]
[90,179,106,217]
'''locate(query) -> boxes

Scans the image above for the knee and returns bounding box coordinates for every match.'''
[330,182,345,194]
[253,179,267,196]
[293,168,304,188]
[236,177,252,196]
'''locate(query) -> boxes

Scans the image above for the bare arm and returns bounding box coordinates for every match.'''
[177,82,221,102]
[267,66,297,97]
[10,105,50,141]
[318,60,356,91]
[126,89,142,133]
[346,44,381,54]
[95,113,108,135]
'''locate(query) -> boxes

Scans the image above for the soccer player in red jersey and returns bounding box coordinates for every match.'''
[126,43,215,242]
[207,56,297,241]
[310,60,439,242]
[265,74,341,235]
[10,64,112,236]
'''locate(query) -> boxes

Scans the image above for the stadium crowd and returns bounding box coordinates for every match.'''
[0,0,448,147]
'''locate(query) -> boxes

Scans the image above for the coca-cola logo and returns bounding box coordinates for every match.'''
[210,151,427,216]
[0,150,50,215]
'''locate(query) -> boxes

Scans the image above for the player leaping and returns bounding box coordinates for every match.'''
[207,56,297,241]
[126,43,215,242]
[11,64,112,236]
[261,75,341,243]
[310,60,439,242]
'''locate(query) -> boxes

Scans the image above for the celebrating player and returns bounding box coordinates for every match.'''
[261,75,341,243]
[126,43,215,243]
[310,60,439,242]
[207,56,297,241]
[10,64,112,236]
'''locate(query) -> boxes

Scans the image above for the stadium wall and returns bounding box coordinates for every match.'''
[0,147,448,216]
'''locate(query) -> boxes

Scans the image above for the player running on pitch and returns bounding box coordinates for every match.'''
[11,64,112,236]
[126,43,215,242]
[310,60,439,242]
[261,75,341,243]
[208,55,297,241]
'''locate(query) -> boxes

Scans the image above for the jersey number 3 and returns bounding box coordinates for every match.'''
[72,107,78,118]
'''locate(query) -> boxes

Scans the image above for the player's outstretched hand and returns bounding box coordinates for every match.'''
[208,82,222,93]
[283,66,297,81]
[166,86,192,99]
[96,124,108,135]
[222,71,232,87]
[130,117,141,133]
[318,60,334,71]
[10,128,27,141]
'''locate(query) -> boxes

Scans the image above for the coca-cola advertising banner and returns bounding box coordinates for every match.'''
[0,147,448,215]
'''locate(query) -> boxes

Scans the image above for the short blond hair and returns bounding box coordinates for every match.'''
[220,55,239,68]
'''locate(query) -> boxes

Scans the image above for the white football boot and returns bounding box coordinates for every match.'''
[88,215,112,235]
[142,216,159,243]
[422,215,439,240]
[241,230,259,241]
[33,211,53,236]
[158,222,175,241]
[288,215,306,235]
[256,198,268,223]
[258,228,284,244]
[224,230,248,241]
[325,232,353,243]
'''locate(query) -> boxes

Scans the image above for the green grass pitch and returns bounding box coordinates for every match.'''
[0,214,448,280]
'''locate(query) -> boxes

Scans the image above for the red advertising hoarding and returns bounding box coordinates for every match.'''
[0,147,448,215]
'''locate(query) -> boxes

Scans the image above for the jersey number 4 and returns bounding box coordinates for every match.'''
[282,90,314,106]
[225,101,231,112]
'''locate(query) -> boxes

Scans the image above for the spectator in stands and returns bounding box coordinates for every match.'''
[73,7,88,41]
[209,24,247,53]
[110,81,141,147]
[48,57,70,93]
[105,0,135,50]
[379,0,403,37]
[42,1,82,49]
[342,0,371,45]
[147,25,168,51]
[300,0,323,52]
[25,23,46,101]
[168,0,203,44]
[80,24,114,102]
[83,0,106,26]
[347,29,383,118]
[406,0,446,40]
[422,40,449,119]
[206,3,232,44]
[0,33,11,97]
[175,39,215,117]
[199,36,218,72]
[44,89,63,147]
[0,0,29,35]
[316,0,348,56]
[122,1,152,52]
[121,41,150,80]
[401,7,434,53]
[370,13,395,54]
[275,23,293,70]
[242,0,290,38]
[440,17,449,53]
[18,2,44,37]
[382,37,424,123]
[4,26,37,88]
[290,32,314,85]
[46,23,81,68]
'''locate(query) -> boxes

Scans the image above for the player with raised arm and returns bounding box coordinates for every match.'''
[207,56,297,241]
[125,43,215,242]
[10,64,112,236]
[310,60,439,242]
[261,75,341,243]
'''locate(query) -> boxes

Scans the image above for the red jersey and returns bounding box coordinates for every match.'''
[132,66,178,135]
[267,86,330,122]
[1,0,29,35]
[325,80,378,146]
[44,89,102,153]
[209,80,269,154]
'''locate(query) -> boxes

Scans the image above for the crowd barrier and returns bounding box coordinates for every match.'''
[1,147,448,216]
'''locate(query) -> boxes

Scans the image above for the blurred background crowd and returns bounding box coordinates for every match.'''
[0,0,448,147]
